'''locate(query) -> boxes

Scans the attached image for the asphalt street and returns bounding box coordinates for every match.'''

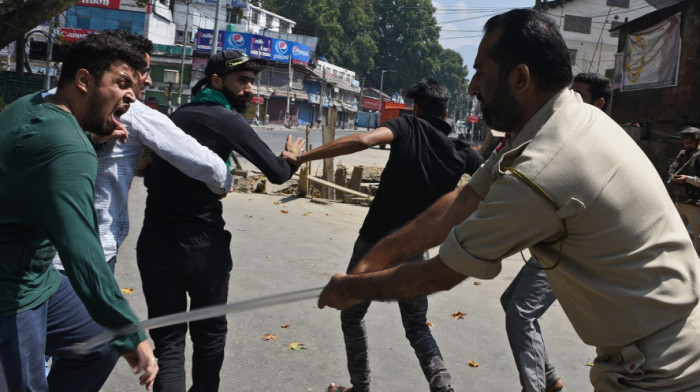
[100,127,595,391]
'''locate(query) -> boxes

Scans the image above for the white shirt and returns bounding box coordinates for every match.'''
[54,100,232,268]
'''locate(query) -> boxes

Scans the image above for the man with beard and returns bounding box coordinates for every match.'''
[318,9,700,390]
[0,33,158,391]
[136,49,303,391]
[499,72,612,392]
[669,126,700,256]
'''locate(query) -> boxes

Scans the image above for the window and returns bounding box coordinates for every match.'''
[266,15,274,29]
[610,21,623,38]
[607,0,629,8]
[279,20,290,32]
[564,15,592,34]
[568,49,578,65]
[163,69,179,84]
[251,9,260,25]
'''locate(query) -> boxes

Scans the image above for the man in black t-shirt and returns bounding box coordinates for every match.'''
[288,79,483,392]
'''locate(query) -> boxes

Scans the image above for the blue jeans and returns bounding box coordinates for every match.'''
[500,261,559,392]
[0,275,119,392]
[340,236,452,392]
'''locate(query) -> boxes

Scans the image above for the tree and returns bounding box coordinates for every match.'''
[0,0,76,49]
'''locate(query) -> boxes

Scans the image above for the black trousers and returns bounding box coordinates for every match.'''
[137,226,232,392]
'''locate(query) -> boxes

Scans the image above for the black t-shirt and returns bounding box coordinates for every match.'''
[143,102,295,230]
[358,115,484,242]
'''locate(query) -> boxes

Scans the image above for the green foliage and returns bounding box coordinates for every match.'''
[261,0,468,103]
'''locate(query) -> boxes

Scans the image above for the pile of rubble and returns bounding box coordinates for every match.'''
[231,165,471,204]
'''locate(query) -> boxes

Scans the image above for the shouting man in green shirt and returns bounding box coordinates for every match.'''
[0,33,158,391]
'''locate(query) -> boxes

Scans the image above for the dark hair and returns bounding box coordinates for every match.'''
[101,29,154,56]
[57,33,146,89]
[484,9,572,92]
[406,78,450,118]
[573,72,612,110]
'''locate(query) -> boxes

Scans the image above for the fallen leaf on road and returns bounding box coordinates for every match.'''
[121,288,133,295]
[274,201,281,205]
[262,333,278,341]
[426,321,434,329]
[451,311,466,320]
[287,342,305,350]
[586,361,595,367]
[281,324,290,328]
[280,210,289,214]
[468,360,479,368]
[303,212,310,216]
[245,213,253,218]
[473,281,482,285]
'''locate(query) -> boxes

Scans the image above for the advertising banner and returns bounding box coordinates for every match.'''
[75,0,120,10]
[198,29,309,65]
[467,115,480,123]
[60,28,100,42]
[622,12,681,91]
[361,96,381,111]
[195,28,224,53]
[119,0,146,12]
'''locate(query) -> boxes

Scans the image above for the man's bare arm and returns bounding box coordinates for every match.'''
[283,127,394,166]
[353,185,483,273]
[318,256,467,310]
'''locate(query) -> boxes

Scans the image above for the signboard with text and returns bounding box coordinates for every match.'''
[197,28,309,65]
[75,0,120,10]
[361,96,381,111]
[60,28,100,42]
[467,115,480,123]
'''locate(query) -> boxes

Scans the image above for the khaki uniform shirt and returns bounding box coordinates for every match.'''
[439,89,700,348]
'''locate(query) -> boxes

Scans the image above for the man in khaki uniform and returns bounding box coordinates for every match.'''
[318,9,700,390]
[669,126,700,256]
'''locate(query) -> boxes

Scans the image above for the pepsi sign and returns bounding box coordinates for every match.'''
[228,33,246,49]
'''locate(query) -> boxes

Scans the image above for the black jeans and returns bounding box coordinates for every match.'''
[137,226,232,392]
[340,236,453,392]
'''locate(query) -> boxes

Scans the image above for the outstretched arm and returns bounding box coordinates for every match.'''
[284,127,394,166]
[318,255,467,310]
[352,185,483,273]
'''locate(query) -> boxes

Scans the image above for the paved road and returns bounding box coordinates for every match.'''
[102,174,595,391]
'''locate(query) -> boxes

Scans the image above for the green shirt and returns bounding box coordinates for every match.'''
[0,92,145,353]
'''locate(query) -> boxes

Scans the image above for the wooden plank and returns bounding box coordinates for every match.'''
[299,175,370,198]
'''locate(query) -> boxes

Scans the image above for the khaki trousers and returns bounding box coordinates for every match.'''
[590,305,700,391]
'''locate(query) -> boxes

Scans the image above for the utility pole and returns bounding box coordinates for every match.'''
[378,69,395,128]
[210,0,222,57]
[285,55,292,128]
[318,67,325,128]
[177,0,191,107]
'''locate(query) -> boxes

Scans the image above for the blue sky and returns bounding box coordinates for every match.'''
[433,0,535,78]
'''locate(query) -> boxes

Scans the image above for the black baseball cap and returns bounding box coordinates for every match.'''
[205,50,267,77]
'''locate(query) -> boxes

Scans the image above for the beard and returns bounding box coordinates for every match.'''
[479,71,524,133]
[83,90,115,136]
[222,84,249,113]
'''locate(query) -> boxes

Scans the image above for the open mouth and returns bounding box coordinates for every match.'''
[112,104,130,127]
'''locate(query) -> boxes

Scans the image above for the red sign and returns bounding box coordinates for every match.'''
[60,28,101,42]
[251,96,264,104]
[361,96,381,111]
[467,115,480,123]
[75,0,120,10]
